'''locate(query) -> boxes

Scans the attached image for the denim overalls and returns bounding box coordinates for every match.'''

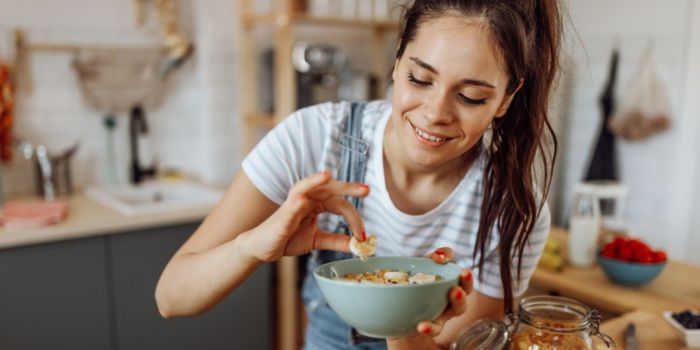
[301,102,388,350]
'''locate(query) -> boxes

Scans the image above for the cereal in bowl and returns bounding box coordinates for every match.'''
[341,269,440,285]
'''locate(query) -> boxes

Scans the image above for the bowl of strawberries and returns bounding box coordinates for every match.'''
[597,236,667,286]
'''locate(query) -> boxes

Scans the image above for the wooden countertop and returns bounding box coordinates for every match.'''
[597,310,694,350]
[0,193,216,249]
[531,228,700,315]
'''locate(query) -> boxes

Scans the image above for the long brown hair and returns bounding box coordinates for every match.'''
[395,0,561,315]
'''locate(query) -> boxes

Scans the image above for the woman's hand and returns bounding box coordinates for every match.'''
[237,171,370,263]
[387,247,474,350]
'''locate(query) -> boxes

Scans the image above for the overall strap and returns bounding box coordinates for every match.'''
[338,102,370,214]
[300,102,380,348]
[337,102,382,346]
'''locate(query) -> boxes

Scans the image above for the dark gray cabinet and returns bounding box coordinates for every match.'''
[0,237,112,350]
[109,223,273,350]
[0,223,273,350]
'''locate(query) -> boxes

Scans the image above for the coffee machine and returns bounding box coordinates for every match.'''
[292,41,376,108]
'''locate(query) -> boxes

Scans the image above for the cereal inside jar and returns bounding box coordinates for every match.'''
[508,296,613,350]
[450,295,614,350]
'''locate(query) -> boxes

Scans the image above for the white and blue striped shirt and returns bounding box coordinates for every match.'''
[242,100,550,298]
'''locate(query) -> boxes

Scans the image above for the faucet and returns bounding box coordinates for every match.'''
[129,105,156,185]
[35,145,56,200]
[15,138,79,200]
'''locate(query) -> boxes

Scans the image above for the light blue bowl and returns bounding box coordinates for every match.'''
[313,256,461,338]
[597,254,667,287]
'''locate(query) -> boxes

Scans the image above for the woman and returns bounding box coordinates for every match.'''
[156,0,562,349]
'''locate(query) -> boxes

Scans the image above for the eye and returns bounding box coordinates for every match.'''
[407,72,431,87]
[458,94,487,106]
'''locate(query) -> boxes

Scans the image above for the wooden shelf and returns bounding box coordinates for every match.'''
[245,113,277,128]
[238,2,397,349]
[243,12,399,30]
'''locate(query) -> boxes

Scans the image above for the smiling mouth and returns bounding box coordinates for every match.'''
[409,121,452,143]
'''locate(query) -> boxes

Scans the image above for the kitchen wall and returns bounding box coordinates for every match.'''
[557,0,700,263]
[2,0,699,264]
[0,0,393,196]
[0,0,240,194]
[677,1,700,264]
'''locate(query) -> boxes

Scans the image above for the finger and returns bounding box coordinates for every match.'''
[435,286,468,324]
[426,247,455,264]
[322,196,366,241]
[313,230,352,252]
[459,269,474,295]
[416,318,444,337]
[309,202,325,217]
[288,171,332,199]
[307,181,370,200]
[279,193,315,226]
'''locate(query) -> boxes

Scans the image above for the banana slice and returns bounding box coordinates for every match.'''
[349,234,377,261]
[408,272,437,284]
[383,271,409,284]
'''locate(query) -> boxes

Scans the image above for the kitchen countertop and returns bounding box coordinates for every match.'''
[597,310,694,350]
[531,227,700,315]
[0,194,216,249]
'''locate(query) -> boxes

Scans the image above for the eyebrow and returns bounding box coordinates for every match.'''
[408,56,496,89]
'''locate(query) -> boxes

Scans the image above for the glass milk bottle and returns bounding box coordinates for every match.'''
[568,184,602,268]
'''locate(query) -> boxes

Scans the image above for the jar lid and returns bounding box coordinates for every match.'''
[450,319,509,350]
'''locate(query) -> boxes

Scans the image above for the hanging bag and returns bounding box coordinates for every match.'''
[609,45,672,140]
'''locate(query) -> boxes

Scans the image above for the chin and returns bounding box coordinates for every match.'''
[403,146,448,168]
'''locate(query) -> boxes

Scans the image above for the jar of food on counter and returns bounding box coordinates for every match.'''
[451,295,615,350]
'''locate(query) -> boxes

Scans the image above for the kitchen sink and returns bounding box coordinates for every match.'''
[85,181,224,216]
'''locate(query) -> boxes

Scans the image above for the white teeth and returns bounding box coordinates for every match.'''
[414,126,447,142]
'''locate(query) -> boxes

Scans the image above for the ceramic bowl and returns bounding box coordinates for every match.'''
[663,311,700,347]
[313,256,461,338]
[597,254,666,286]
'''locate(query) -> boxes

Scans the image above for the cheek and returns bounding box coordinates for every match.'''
[458,111,496,136]
[392,80,422,110]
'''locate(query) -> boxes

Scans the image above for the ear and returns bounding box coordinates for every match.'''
[494,79,524,118]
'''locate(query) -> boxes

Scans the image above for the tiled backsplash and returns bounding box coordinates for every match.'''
[0,0,240,195]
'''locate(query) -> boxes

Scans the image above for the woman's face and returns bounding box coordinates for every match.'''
[390,15,518,168]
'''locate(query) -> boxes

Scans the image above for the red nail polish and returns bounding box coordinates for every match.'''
[455,290,463,300]
[421,325,432,334]
[358,184,369,190]
[463,271,472,282]
[435,250,445,257]
[361,230,367,241]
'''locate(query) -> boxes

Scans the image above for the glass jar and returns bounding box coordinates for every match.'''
[451,319,509,350]
[451,295,615,350]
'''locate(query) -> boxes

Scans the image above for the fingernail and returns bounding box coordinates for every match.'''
[316,170,329,177]
[358,184,369,190]
[361,230,367,241]
[462,271,472,283]
[455,290,463,300]
[421,325,432,335]
[435,250,445,257]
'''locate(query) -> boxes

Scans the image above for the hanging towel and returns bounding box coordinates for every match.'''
[0,199,69,230]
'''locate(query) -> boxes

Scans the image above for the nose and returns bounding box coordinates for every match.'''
[423,90,454,125]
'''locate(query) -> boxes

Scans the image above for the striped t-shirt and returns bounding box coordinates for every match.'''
[242,100,550,298]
